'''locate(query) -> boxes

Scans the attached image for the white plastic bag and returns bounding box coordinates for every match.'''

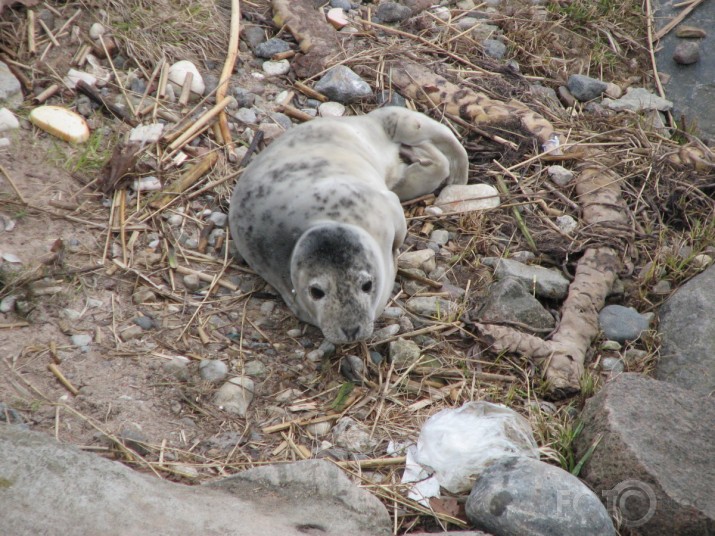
[411,401,539,494]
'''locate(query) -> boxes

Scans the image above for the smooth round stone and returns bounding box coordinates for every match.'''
[71,334,92,347]
[199,360,229,383]
[0,108,19,132]
[601,357,625,374]
[318,101,346,117]
[214,376,254,416]
[262,59,290,76]
[183,274,201,291]
[168,60,205,95]
[599,304,651,343]
[287,328,303,338]
[254,37,291,59]
[89,22,105,39]
[132,316,154,330]
[243,360,267,377]
[673,41,700,65]
[430,229,449,246]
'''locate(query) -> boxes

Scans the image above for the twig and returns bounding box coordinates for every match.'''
[216,0,241,156]
[27,10,36,55]
[48,363,79,396]
[397,268,443,289]
[174,265,238,292]
[149,151,219,208]
[0,163,27,204]
[165,96,234,154]
[0,322,30,329]
[335,456,407,469]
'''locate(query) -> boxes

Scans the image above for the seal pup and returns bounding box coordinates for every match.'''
[229,106,468,344]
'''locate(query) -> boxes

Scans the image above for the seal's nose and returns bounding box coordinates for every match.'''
[341,326,360,341]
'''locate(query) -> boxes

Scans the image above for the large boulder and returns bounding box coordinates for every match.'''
[657,264,715,394]
[574,374,715,535]
[0,425,391,536]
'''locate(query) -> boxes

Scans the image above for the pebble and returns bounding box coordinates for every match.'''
[168,60,205,95]
[121,325,144,340]
[0,137,9,148]
[0,108,19,132]
[262,59,290,76]
[37,9,55,31]
[207,212,227,228]
[555,214,578,234]
[241,25,266,50]
[604,82,622,99]
[306,349,324,363]
[601,340,622,351]
[547,165,574,186]
[132,176,161,192]
[375,90,407,108]
[389,338,421,368]
[601,356,625,374]
[268,111,293,130]
[71,334,92,347]
[567,74,607,102]
[88,22,105,40]
[430,229,449,246]
[199,359,229,383]
[332,417,379,453]
[306,421,332,437]
[118,427,151,456]
[369,350,384,365]
[163,356,190,380]
[314,65,372,104]
[214,376,255,417]
[0,295,17,313]
[327,7,350,29]
[692,254,713,269]
[406,296,458,318]
[129,123,164,143]
[183,274,201,291]
[132,316,154,330]
[233,107,257,124]
[340,355,365,382]
[398,249,436,273]
[287,328,303,338]
[372,324,401,340]
[0,61,22,109]
[434,184,500,213]
[652,279,672,295]
[254,37,291,59]
[232,87,256,108]
[318,340,336,358]
[456,16,480,31]
[675,25,706,38]
[318,101,346,117]
[471,23,499,41]
[598,304,651,342]
[483,39,507,60]
[483,257,570,299]
[375,1,412,23]
[557,85,576,107]
[243,360,267,377]
[29,106,90,143]
[673,41,700,65]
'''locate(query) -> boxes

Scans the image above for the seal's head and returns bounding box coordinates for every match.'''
[290,223,383,344]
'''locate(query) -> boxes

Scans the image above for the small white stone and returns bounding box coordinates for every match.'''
[262,59,291,76]
[327,7,349,29]
[556,215,578,234]
[287,328,303,338]
[398,249,436,273]
[604,82,622,99]
[275,90,291,103]
[63,69,97,89]
[129,123,164,143]
[0,138,10,148]
[434,184,500,213]
[132,176,162,192]
[432,6,451,22]
[318,101,346,117]
[62,308,82,320]
[692,254,713,270]
[0,295,17,313]
[0,108,19,132]
[547,165,574,186]
[1,252,21,263]
[306,421,332,436]
[71,334,93,347]
[430,229,450,245]
[168,60,206,95]
[89,22,105,40]
[424,206,443,216]
[214,376,255,417]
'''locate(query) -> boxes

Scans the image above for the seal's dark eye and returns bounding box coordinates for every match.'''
[362,281,372,293]
[309,286,325,300]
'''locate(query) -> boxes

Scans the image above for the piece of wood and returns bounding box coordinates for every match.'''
[215,0,241,155]
[150,151,219,208]
[166,96,234,153]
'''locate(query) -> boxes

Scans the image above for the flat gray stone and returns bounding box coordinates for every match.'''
[602,87,673,112]
[574,374,715,535]
[567,74,607,102]
[657,263,715,394]
[483,257,570,299]
[472,277,555,330]
[466,456,615,535]
[0,61,22,109]
[254,37,292,59]
[375,1,412,22]
[483,38,507,60]
[314,65,372,104]
[598,304,650,343]
[0,426,391,535]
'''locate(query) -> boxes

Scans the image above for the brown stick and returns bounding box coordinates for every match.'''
[150,152,219,208]
[48,363,80,396]
[0,163,27,205]
[215,0,241,155]
[75,80,137,126]
[166,96,234,152]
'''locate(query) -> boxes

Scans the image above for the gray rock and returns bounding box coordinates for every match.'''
[209,211,228,227]
[466,456,615,536]
[398,249,436,273]
[0,427,390,535]
[330,0,353,9]
[657,264,715,394]
[244,360,267,377]
[405,295,459,318]
[0,61,22,109]
[214,376,255,416]
[332,417,379,453]
[254,38,291,59]
[314,65,372,104]
[483,38,507,60]
[183,273,201,291]
[547,165,574,186]
[0,107,19,131]
[70,334,92,347]
[602,87,673,112]
[132,316,154,330]
[340,354,365,382]
[121,325,144,340]
[483,257,570,299]
[375,2,412,23]
[430,229,450,246]
[601,356,624,374]
[232,87,257,108]
[673,40,700,65]
[241,25,266,50]
[376,89,407,107]
[598,304,650,343]
[0,295,16,313]
[199,359,229,383]
[574,374,715,535]
[555,215,578,234]
[372,323,400,340]
[269,111,293,130]
[262,59,291,76]
[118,427,150,456]
[234,107,257,124]
[473,277,555,330]
[389,337,421,368]
[567,74,607,102]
